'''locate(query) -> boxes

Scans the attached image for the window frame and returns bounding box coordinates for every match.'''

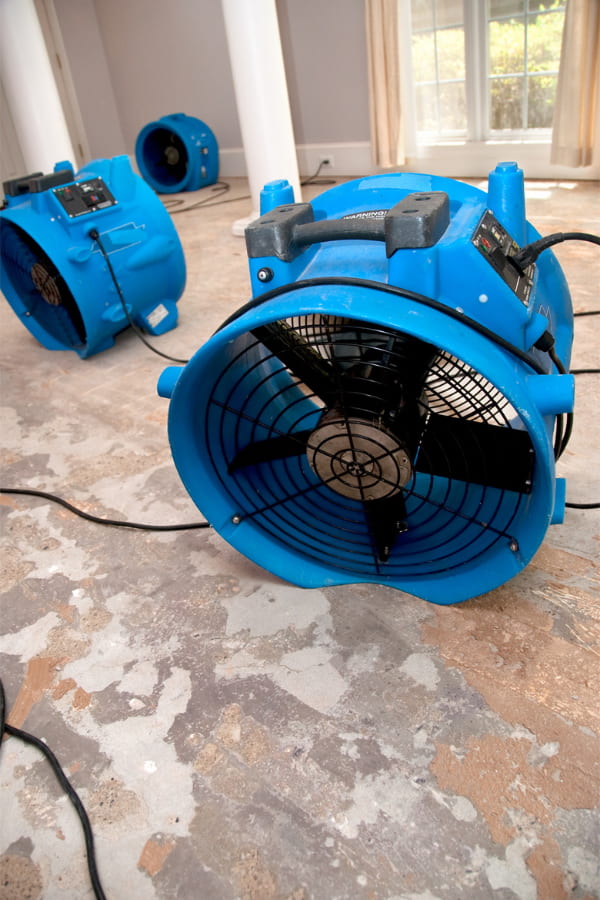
[397,0,595,178]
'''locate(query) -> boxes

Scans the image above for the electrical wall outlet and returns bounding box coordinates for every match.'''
[319,155,334,169]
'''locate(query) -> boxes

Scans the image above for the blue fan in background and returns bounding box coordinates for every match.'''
[135,113,219,194]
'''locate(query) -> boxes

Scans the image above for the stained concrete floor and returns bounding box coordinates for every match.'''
[1,173,599,900]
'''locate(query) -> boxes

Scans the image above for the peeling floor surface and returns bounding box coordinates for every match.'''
[1,175,599,900]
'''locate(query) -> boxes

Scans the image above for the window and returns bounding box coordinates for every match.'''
[406,0,566,144]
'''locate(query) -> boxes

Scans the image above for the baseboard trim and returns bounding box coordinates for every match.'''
[219,142,374,179]
[219,140,599,181]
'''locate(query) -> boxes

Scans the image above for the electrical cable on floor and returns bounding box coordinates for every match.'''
[0,677,107,900]
[90,229,190,365]
[0,487,210,530]
[163,162,336,215]
[162,180,231,213]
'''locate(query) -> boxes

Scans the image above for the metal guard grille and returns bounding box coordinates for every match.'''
[203,315,531,580]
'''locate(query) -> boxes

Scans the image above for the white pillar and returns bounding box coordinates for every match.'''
[0,0,76,175]
[221,0,301,233]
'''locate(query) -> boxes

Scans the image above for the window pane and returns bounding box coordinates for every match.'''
[527,74,558,127]
[412,0,434,31]
[490,0,524,15]
[439,82,467,132]
[527,11,564,72]
[412,32,436,83]
[415,83,439,132]
[490,76,524,130]
[437,27,466,80]
[435,0,463,29]
[489,18,525,76]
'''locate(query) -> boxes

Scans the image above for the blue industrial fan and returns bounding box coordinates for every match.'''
[158,163,574,605]
[135,113,219,193]
[0,155,186,358]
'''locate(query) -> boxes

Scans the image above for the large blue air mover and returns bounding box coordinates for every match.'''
[135,113,219,193]
[0,155,185,358]
[158,163,575,605]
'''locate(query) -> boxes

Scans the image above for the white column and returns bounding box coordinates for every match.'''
[0,0,76,175]
[221,0,301,233]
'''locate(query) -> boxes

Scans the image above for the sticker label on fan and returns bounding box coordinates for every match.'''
[342,209,387,220]
[146,304,169,328]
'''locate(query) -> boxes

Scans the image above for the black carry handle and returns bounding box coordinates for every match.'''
[3,168,75,199]
[245,192,450,262]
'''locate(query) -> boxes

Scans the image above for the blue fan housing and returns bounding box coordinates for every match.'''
[158,164,574,605]
[135,113,219,193]
[0,155,186,358]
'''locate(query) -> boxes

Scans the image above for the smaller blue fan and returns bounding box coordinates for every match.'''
[135,113,219,193]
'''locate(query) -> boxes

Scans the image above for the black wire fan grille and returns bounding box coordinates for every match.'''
[202,314,535,580]
[0,221,86,348]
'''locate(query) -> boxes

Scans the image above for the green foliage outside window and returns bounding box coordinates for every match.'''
[411,1,565,135]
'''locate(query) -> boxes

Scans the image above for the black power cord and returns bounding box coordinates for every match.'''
[0,678,107,900]
[163,162,337,215]
[163,180,232,214]
[216,275,551,374]
[0,487,210,531]
[511,231,600,270]
[91,165,338,364]
[90,229,189,365]
[513,231,600,472]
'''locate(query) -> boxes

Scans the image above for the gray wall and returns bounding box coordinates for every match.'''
[52,0,371,166]
[277,0,370,145]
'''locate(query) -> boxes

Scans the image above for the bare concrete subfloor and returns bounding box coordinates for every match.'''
[1,175,599,900]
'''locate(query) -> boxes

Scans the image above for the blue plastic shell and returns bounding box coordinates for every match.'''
[135,113,219,193]
[0,155,186,358]
[160,166,575,605]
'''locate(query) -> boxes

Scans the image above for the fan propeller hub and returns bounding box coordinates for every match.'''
[306,414,412,501]
[165,144,181,167]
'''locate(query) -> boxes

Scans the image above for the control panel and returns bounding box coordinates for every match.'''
[472,210,534,305]
[53,178,117,218]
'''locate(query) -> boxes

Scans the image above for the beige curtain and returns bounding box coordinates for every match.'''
[551,0,600,167]
[365,0,404,168]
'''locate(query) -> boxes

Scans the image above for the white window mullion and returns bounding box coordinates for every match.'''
[398,0,417,158]
[522,0,529,130]
[463,0,488,142]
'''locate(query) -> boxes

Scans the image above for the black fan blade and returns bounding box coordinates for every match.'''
[252,322,335,403]
[228,429,312,473]
[363,493,409,562]
[415,412,534,493]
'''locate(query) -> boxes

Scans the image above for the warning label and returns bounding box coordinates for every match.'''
[342,209,387,220]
